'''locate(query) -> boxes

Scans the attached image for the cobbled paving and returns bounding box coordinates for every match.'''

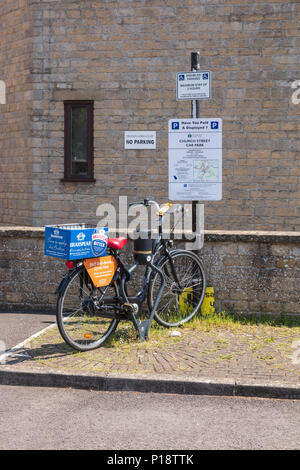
[2,321,300,386]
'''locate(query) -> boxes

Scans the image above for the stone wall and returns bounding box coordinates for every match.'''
[0,0,34,225]
[1,0,300,230]
[0,227,299,316]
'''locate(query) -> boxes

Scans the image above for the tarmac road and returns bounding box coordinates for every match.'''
[0,385,299,450]
[0,311,55,350]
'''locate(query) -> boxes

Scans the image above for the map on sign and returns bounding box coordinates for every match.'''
[194,159,219,182]
[168,118,222,201]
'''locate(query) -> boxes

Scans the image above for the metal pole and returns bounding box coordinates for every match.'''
[191,52,201,257]
[191,51,200,120]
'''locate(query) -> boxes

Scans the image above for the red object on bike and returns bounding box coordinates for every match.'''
[107,237,127,250]
[65,261,75,269]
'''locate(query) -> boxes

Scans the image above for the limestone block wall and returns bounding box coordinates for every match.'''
[29,0,300,230]
[0,227,299,317]
[0,1,300,231]
[0,0,34,225]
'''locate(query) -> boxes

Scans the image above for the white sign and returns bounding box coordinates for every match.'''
[168,119,222,201]
[124,131,156,149]
[176,71,211,100]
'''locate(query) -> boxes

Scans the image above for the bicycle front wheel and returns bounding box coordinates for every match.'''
[56,266,119,351]
[148,250,206,327]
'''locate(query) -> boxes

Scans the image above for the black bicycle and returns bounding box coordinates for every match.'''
[55,199,206,351]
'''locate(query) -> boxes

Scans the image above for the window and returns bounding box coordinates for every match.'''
[62,101,95,182]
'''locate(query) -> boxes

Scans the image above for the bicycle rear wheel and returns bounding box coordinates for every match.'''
[148,250,206,327]
[56,265,119,351]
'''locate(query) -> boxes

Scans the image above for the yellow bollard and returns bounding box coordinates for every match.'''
[201,287,215,315]
[178,287,193,314]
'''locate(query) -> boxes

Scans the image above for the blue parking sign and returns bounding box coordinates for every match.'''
[211,121,219,129]
[172,122,180,130]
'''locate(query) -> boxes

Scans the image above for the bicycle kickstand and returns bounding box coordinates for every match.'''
[135,262,165,341]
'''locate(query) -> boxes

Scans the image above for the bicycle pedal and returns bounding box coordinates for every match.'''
[123,302,133,311]
[122,302,139,315]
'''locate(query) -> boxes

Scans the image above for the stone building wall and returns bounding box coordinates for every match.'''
[0,0,34,225]
[0,1,300,231]
[1,227,299,316]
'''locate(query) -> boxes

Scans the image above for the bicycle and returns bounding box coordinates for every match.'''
[55,199,206,351]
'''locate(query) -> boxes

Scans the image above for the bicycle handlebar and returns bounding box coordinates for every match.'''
[128,199,187,237]
[129,199,186,217]
[129,199,160,211]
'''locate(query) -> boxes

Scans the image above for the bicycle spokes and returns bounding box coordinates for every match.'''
[149,251,206,327]
[57,268,119,350]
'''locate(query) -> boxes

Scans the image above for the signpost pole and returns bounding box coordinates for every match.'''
[191,51,200,119]
[191,52,201,257]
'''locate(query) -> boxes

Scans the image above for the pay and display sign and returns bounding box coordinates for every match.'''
[176,71,211,100]
[168,119,222,201]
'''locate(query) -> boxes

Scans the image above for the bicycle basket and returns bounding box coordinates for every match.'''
[133,230,154,265]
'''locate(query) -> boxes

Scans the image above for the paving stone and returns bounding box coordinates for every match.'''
[1,321,299,390]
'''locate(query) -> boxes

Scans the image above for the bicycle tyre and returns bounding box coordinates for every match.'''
[56,265,119,351]
[147,250,206,327]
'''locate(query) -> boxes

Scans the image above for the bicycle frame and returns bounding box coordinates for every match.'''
[55,204,186,341]
[107,233,173,340]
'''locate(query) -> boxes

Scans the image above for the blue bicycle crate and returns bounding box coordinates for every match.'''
[44,224,109,260]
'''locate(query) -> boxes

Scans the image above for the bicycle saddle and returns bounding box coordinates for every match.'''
[107,237,127,250]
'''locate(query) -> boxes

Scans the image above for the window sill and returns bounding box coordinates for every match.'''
[61,178,96,183]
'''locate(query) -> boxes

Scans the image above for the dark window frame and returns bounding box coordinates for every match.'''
[61,100,95,183]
